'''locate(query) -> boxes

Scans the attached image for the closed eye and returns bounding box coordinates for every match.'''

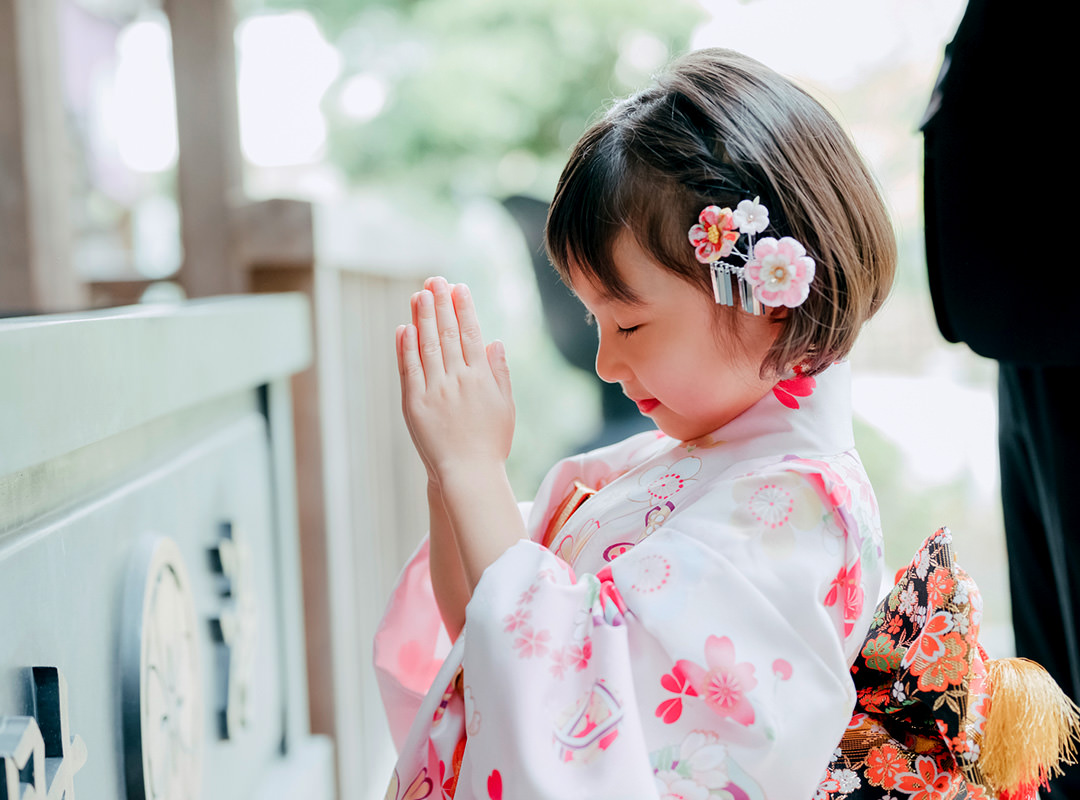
[617,325,639,337]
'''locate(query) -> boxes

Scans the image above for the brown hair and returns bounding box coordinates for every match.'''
[545,48,896,377]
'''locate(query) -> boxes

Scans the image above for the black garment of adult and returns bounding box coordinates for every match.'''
[923,1,1080,793]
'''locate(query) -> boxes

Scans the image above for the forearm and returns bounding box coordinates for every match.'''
[427,482,470,640]
[439,461,526,592]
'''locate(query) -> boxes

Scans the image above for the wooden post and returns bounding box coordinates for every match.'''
[0,0,85,313]
[239,198,336,749]
[163,0,246,298]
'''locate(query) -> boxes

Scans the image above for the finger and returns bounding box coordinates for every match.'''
[396,322,410,384]
[396,323,405,378]
[453,283,487,367]
[428,276,464,370]
[399,323,426,393]
[486,340,513,402]
[396,323,413,402]
[415,289,444,380]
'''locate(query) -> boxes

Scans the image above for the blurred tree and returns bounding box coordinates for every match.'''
[241,0,702,198]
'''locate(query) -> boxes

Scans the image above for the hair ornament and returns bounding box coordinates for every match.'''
[688,205,740,263]
[688,197,815,315]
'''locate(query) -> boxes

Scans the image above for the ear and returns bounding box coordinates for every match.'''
[764,306,789,321]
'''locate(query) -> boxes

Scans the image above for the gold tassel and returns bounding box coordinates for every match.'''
[979,657,1080,798]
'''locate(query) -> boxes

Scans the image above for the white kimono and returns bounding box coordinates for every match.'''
[375,362,883,800]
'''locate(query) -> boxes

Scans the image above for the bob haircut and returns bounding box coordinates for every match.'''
[545,48,896,378]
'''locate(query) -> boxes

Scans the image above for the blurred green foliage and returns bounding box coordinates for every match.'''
[242,0,702,198]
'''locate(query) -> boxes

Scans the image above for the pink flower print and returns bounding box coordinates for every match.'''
[746,236,816,308]
[655,662,699,724]
[801,472,852,531]
[772,371,816,410]
[731,474,819,555]
[629,457,701,503]
[566,638,593,672]
[549,639,592,680]
[824,559,864,637]
[513,625,551,659]
[625,553,673,595]
[746,482,795,529]
[487,770,502,800]
[772,658,793,680]
[518,584,539,605]
[549,649,568,680]
[503,608,531,632]
[688,205,739,263]
[677,636,758,726]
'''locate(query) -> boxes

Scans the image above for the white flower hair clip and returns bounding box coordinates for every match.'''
[688,197,815,315]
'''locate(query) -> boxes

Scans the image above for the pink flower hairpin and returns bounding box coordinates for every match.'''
[688,197,815,314]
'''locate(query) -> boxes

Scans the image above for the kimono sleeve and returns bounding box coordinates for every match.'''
[373,434,659,752]
[456,466,878,799]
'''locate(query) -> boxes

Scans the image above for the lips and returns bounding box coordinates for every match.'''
[634,398,660,414]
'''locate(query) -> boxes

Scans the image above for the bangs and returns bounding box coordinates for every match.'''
[546,124,707,304]
[544,121,640,303]
[545,103,750,305]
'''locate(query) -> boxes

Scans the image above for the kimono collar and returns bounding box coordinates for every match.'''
[681,361,854,461]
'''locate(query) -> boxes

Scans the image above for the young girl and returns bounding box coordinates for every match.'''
[375,49,1073,800]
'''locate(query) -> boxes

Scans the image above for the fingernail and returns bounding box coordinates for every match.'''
[456,283,470,299]
[419,290,433,306]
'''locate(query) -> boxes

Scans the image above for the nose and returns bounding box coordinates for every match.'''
[594,330,626,384]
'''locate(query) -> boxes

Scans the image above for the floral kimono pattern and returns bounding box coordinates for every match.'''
[374,362,885,799]
[817,528,996,800]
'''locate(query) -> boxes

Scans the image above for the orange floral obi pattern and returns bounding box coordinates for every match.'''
[818,528,994,799]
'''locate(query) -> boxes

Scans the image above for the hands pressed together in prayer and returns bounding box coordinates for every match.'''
[396,277,526,636]
[397,277,514,481]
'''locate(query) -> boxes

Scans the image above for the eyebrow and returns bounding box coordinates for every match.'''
[570,284,648,309]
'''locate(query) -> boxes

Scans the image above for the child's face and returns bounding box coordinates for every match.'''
[571,233,781,442]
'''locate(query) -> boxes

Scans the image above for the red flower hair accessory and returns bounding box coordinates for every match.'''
[687,197,815,315]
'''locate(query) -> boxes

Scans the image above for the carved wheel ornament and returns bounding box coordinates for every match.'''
[121,535,203,800]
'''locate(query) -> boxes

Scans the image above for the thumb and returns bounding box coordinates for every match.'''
[486,340,513,401]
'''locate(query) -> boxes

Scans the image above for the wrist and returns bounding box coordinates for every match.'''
[437,461,524,591]
[434,458,509,492]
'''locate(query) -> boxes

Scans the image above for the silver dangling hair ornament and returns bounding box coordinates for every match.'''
[688,197,816,315]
